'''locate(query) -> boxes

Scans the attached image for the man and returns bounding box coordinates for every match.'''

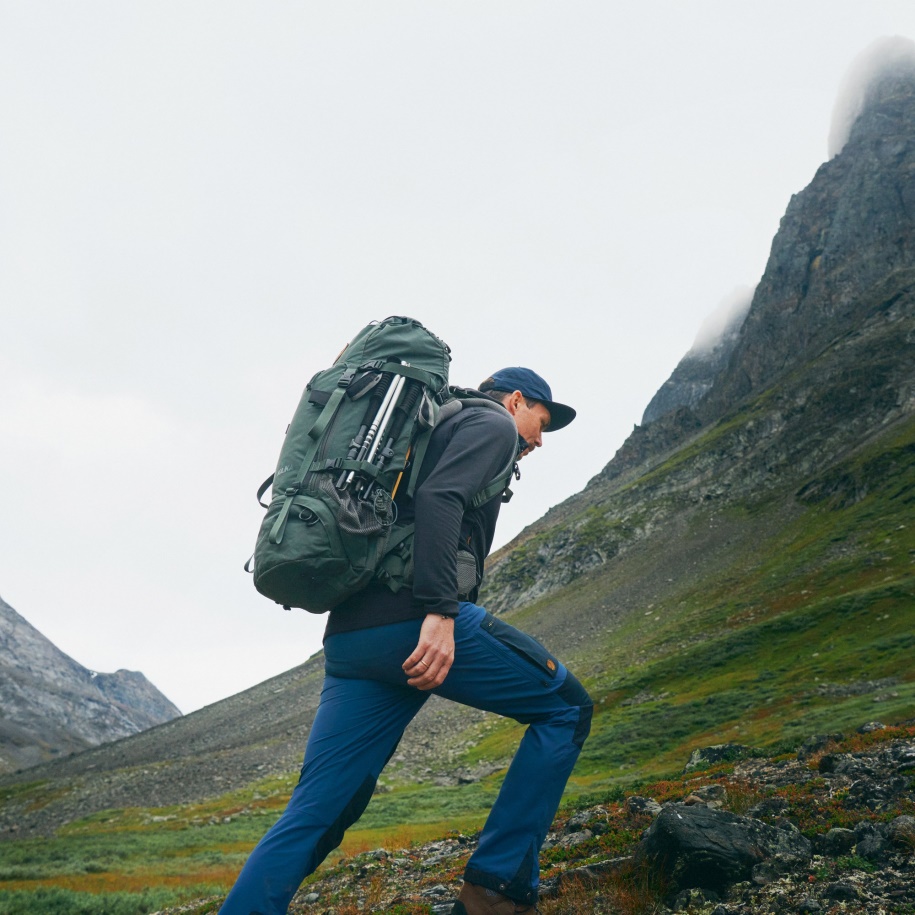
[221,367,592,915]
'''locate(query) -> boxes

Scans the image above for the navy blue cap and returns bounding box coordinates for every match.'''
[481,367,576,431]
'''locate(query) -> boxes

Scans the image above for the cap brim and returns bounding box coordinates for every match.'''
[543,401,576,432]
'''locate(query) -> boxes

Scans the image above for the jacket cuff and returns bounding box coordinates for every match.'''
[423,599,460,619]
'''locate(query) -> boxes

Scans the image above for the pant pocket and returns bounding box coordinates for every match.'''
[480,612,560,679]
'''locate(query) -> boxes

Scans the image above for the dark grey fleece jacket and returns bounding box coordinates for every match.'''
[325,403,519,636]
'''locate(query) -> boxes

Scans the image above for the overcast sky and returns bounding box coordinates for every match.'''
[2,2,914,715]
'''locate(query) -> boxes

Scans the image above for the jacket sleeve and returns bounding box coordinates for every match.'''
[411,408,518,618]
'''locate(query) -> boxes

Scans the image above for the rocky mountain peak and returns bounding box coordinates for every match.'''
[698,61,915,423]
[631,44,915,443]
[0,594,181,773]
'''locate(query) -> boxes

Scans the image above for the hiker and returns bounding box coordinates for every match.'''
[221,367,592,915]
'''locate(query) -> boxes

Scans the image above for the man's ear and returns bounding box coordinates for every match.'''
[505,390,524,415]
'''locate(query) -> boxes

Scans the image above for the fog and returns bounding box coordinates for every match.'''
[690,287,754,356]
[828,35,915,157]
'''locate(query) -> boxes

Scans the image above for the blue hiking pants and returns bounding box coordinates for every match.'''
[220,602,592,914]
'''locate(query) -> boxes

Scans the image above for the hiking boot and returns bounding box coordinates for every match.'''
[451,881,537,915]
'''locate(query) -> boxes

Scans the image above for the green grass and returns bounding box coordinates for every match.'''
[0,886,185,915]
[562,416,915,780]
[354,781,498,831]
[0,776,496,913]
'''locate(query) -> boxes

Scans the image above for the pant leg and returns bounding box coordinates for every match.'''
[219,670,427,915]
[434,603,593,905]
[220,608,589,913]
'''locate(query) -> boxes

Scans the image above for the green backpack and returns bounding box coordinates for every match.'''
[248,316,516,613]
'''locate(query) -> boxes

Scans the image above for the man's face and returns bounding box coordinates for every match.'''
[505,392,551,458]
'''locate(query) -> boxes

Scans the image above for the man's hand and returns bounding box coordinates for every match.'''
[402,614,455,690]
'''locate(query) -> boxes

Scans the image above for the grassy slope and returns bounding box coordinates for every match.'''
[530,413,915,786]
[1,410,913,912]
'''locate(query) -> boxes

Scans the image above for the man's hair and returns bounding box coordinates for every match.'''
[478,379,538,409]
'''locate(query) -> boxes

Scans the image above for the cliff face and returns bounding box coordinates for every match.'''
[628,66,915,445]
[700,67,915,420]
[0,595,181,773]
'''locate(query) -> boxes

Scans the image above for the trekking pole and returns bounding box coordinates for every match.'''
[335,371,394,490]
[361,380,422,501]
[362,373,405,465]
[341,367,406,491]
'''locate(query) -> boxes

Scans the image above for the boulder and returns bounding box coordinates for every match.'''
[888,814,915,847]
[796,733,844,761]
[683,743,752,773]
[822,827,856,856]
[625,795,662,818]
[637,804,812,892]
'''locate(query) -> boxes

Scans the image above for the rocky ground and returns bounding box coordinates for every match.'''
[153,720,915,915]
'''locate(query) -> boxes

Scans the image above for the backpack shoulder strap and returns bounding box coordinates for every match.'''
[470,450,519,508]
[406,388,519,505]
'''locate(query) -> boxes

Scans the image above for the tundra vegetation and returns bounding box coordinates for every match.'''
[0,416,912,913]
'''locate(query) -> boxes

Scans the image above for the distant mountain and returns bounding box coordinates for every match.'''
[0,44,913,846]
[0,594,181,773]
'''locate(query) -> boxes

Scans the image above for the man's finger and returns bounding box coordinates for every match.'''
[405,659,429,678]
[406,661,435,686]
[407,656,451,690]
[402,647,427,672]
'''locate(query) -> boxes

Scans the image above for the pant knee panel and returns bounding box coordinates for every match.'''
[312,774,375,870]
[557,670,593,749]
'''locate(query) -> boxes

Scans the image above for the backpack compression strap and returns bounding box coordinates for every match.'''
[267,367,356,545]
